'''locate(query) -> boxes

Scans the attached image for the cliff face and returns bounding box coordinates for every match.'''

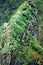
[0,1,43,65]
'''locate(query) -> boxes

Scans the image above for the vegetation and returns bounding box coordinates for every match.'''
[0,0,43,65]
[35,0,43,47]
[0,0,25,25]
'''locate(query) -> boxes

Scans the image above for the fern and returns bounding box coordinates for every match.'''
[0,1,43,65]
